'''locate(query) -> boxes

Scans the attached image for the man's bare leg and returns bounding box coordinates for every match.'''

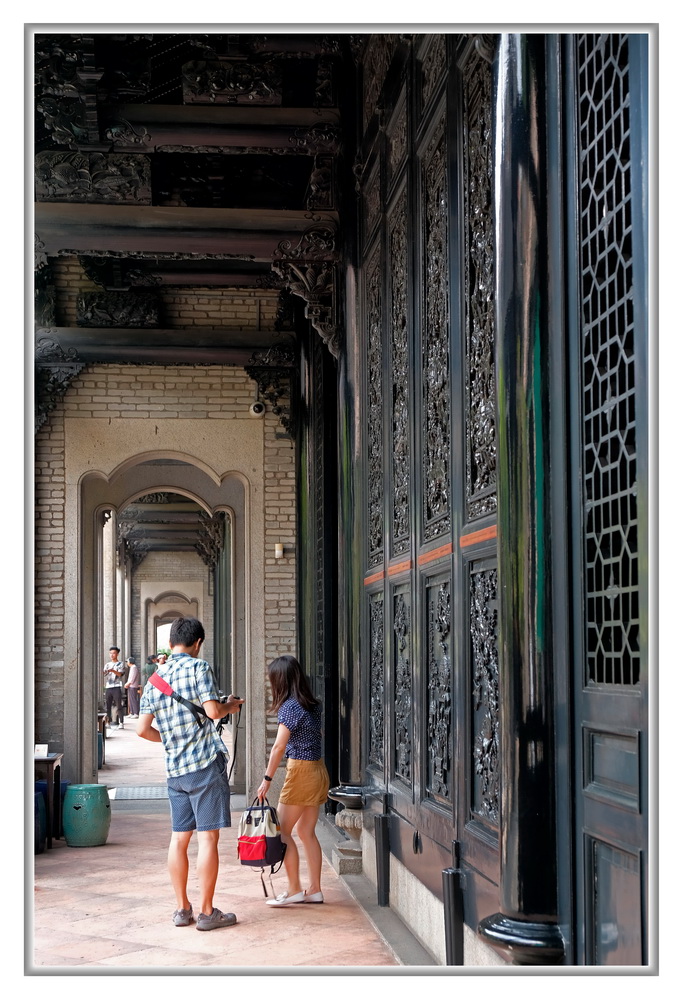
[196,829,221,915]
[168,830,193,911]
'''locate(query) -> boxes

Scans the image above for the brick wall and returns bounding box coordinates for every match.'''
[34,408,66,747]
[51,256,280,330]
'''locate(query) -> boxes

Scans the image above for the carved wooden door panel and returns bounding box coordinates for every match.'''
[565,33,649,964]
[360,33,502,904]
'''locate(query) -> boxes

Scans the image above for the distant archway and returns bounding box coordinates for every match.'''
[70,451,251,791]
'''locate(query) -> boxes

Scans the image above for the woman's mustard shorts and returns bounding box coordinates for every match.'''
[278,758,330,806]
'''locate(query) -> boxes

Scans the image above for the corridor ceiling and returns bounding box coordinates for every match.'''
[34,31,357,375]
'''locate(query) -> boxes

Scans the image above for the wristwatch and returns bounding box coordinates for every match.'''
[264,775,272,781]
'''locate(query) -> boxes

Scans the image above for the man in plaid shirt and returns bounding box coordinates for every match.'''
[137,616,244,931]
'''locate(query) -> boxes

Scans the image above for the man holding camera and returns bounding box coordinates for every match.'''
[137,616,244,931]
[103,646,126,728]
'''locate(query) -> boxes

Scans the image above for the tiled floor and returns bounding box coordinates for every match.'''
[32,721,403,971]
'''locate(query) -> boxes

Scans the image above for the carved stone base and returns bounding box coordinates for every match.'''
[334,806,362,841]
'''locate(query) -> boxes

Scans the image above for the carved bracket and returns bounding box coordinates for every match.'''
[35,334,85,432]
[272,259,340,359]
[195,510,225,569]
[244,346,297,436]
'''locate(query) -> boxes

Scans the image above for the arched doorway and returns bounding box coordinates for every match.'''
[69,450,261,794]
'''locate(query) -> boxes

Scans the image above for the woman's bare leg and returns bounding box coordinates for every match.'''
[277,802,305,895]
[294,805,323,894]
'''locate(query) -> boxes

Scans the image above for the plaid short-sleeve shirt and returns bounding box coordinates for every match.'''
[139,652,226,778]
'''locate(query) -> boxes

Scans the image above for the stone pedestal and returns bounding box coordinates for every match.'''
[331,807,363,874]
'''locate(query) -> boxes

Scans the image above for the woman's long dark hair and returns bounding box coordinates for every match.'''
[268,655,319,713]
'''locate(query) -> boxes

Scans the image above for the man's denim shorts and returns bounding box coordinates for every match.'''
[167,754,231,832]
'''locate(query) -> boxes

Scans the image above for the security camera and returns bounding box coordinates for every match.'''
[249,401,266,417]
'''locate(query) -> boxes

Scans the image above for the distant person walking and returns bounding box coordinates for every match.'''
[124,656,140,719]
[256,654,330,907]
[103,646,125,729]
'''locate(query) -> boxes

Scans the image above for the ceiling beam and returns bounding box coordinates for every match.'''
[102,104,341,152]
[35,203,339,260]
[36,327,295,366]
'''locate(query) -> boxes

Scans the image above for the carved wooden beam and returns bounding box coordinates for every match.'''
[36,327,293,365]
[101,104,341,154]
[35,203,339,260]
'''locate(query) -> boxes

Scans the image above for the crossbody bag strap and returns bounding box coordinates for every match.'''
[148,672,208,728]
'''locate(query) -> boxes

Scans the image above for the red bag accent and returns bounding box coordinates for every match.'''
[237,834,268,862]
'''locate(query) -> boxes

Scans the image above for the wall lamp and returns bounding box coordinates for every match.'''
[274,543,284,560]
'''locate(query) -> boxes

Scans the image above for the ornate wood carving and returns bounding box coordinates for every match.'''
[421,119,451,540]
[387,101,407,186]
[135,493,176,504]
[271,260,340,359]
[471,565,500,823]
[105,118,152,146]
[273,225,338,262]
[182,59,282,105]
[306,156,334,212]
[363,164,381,246]
[368,593,385,768]
[420,35,447,112]
[126,537,150,569]
[314,59,334,107]
[35,34,86,99]
[362,35,398,130]
[195,510,225,569]
[427,579,452,801]
[388,188,410,556]
[76,291,161,328]
[35,235,49,271]
[35,335,85,431]
[35,152,152,204]
[393,589,412,783]
[35,267,57,327]
[36,96,88,148]
[244,346,296,436]
[366,243,384,566]
[463,49,497,519]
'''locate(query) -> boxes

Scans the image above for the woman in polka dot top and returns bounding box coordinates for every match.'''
[256,654,330,907]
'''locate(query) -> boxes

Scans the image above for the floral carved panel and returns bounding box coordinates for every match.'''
[388,188,410,557]
[463,50,497,519]
[420,118,451,541]
[368,592,385,769]
[393,587,412,784]
[470,564,500,824]
[426,577,452,802]
[366,243,384,567]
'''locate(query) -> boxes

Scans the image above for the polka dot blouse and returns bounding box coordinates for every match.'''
[278,697,322,760]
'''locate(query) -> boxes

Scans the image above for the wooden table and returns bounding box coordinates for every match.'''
[34,752,64,849]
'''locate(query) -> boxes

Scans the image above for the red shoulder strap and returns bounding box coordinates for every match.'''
[148,672,173,696]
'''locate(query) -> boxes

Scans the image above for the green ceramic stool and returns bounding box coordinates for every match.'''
[62,784,111,847]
